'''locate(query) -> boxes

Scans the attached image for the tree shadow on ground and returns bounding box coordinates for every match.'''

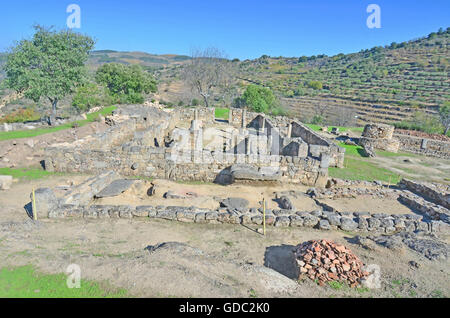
[264,244,299,279]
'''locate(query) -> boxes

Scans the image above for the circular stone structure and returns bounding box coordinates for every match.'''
[359,123,399,153]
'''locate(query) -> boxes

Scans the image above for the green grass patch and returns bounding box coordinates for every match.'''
[338,143,364,157]
[249,288,258,298]
[0,265,128,298]
[328,281,345,290]
[338,142,416,158]
[330,142,406,183]
[0,106,117,141]
[0,167,59,180]
[215,107,230,120]
[430,290,445,298]
[375,149,418,158]
[329,157,401,183]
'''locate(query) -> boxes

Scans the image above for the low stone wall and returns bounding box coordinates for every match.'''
[394,134,450,159]
[398,191,450,224]
[400,179,450,209]
[359,137,400,153]
[0,115,86,132]
[44,204,449,236]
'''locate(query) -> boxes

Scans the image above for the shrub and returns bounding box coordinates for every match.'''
[270,106,288,116]
[394,110,445,135]
[295,87,306,96]
[0,108,40,123]
[72,83,111,113]
[308,80,323,90]
[284,90,294,97]
[311,115,324,125]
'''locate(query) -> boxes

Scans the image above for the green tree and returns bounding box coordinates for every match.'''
[95,63,157,104]
[239,84,277,113]
[4,25,95,125]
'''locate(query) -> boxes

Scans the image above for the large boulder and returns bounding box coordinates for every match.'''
[220,197,249,212]
[62,171,120,205]
[230,164,281,182]
[30,188,59,218]
[95,179,136,198]
[340,217,359,231]
[278,196,294,210]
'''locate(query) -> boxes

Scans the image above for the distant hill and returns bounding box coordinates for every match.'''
[87,50,191,71]
[232,27,450,125]
[1,27,449,127]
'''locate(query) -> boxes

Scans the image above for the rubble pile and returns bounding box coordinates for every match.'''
[294,239,368,287]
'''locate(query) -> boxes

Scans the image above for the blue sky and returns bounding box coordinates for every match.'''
[1,0,449,59]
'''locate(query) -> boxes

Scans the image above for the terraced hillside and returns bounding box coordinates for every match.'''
[236,27,449,125]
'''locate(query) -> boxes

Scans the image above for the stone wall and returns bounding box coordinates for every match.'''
[44,145,327,186]
[400,179,450,210]
[44,105,345,187]
[175,107,216,125]
[398,191,450,224]
[394,134,450,159]
[42,202,449,236]
[230,108,297,130]
[290,121,345,168]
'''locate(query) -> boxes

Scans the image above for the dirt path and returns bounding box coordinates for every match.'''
[0,176,449,298]
[372,155,450,184]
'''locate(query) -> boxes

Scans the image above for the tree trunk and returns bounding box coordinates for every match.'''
[49,99,58,126]
[445,126,449,136]
[201,94,209,108]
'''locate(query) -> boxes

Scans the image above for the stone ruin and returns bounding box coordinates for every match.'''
[43,105,345,187]
[358,123,400,153]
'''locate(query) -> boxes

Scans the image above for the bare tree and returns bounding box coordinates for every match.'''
[218,61,239,107]
[311,103,330,124]
[333,106,357,127]
[183,47,229,107]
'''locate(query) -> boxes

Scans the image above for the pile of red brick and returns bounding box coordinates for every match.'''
[293,239,368,287]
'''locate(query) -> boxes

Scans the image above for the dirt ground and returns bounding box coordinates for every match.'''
[95,179,319,211]
[76,178,417,215]
[372,155,450,184]
[1,176,449,298]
